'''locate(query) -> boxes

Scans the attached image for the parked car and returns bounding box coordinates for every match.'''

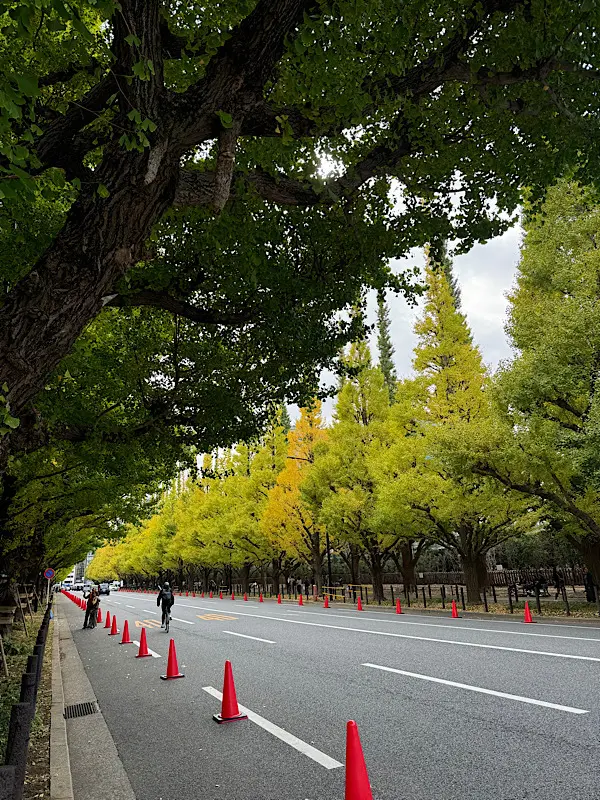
[98,583,110,595]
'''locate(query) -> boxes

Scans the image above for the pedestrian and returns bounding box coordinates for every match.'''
[583,567,596,603]
[83,587,100,628]
[552,567,565,600]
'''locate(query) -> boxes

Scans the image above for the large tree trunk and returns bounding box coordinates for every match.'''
[271,557,281,595]
[368,552,385,603]
[571,537,600,585]
[461,551,487,605]
[393,540,421,594]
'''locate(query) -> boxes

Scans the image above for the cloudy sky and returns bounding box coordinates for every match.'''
[290,222,524,422]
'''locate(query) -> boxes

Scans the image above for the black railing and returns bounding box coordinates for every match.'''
[0,597,53,800]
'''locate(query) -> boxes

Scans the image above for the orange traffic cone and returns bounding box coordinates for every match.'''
[357,597,363,611]
[259,592,264,603]
[209,591,213,599]
[213,660,247,723]
[244,593,248,601]
[324,595,329,608]
[524,601,535,624]
[219,591,223,600]
[104,611,111,629]
[97,608,102,624]
[231,592,235,600]
[201,591,205,598]
[186,591,188,597]
[277,593,282,604]
[136,627,151,658]
[109,615,119,636]
[120,620,132,644]
[396,599,402,615]
[345,720,373,800]
[160,638,185,680]
[192,592,196,597]
[298,593,303,606]
[451,600,460,619]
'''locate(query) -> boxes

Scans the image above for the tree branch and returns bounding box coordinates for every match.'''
[105,290,254,325]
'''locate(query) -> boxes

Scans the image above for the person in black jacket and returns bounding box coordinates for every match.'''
[83,588,100,628]
[584,568,597,603]
[157,581,175,627]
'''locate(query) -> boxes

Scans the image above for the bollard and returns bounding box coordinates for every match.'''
[491,584,497,604]
[421,587,427,608]
[19,672,36,706]
[390,585,394,604]
[455,583,459,599]
[428,583,432,598]
[0,766,15,800]
[514,584,519,602]
[414,584,418,600]
[33,644,44,699]
[441,584,446,609]
[460,587,466,611]
[508,586,514,614]
[406,590,410,608]
[535,585,542,615]
[483,588,488,613]
[5,703,34,800]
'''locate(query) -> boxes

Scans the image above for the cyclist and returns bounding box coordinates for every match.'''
[157,581,175,628]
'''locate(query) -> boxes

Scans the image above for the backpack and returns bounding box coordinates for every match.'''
[161,589,173,604]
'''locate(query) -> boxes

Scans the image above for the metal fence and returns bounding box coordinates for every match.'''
[0,597,53,800]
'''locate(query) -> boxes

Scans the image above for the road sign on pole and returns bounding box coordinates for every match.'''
[44,568,55,605]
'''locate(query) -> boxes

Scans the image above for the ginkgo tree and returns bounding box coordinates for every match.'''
[375,258,533,603]
[262,402,328,592]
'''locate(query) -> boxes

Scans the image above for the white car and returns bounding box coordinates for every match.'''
[110,581,121,591]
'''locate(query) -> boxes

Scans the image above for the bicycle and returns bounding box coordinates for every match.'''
[161,607,171,632]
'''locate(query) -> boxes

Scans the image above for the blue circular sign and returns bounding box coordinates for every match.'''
[44,568,55,580]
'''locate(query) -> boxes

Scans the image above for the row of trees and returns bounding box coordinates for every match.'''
[2,1,600,599]
[90,181,600,604]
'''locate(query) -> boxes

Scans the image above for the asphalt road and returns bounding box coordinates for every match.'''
[61,590,600,800]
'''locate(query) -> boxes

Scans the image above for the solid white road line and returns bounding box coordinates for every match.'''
[131,640,161,658]
[186,605,600,662]
[362,663,590,714]
[283,609,600,643]
[170,617,194,625]
[222,631,276,644]
[202,686,342,769]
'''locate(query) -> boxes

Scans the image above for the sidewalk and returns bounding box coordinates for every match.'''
[51,596,135,800]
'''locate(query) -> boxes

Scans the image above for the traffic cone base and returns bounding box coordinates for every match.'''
[213,710,248,724]
[160,638,185,680]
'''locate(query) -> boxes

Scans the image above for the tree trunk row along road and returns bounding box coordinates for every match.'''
[59,591,600,799]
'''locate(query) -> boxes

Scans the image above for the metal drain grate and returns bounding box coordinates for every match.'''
[63,701,98,720]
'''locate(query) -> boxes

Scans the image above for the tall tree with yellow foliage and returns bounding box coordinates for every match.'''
[262,403,328,592]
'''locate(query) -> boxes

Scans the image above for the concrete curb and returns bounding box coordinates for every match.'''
[50,603,74,800]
